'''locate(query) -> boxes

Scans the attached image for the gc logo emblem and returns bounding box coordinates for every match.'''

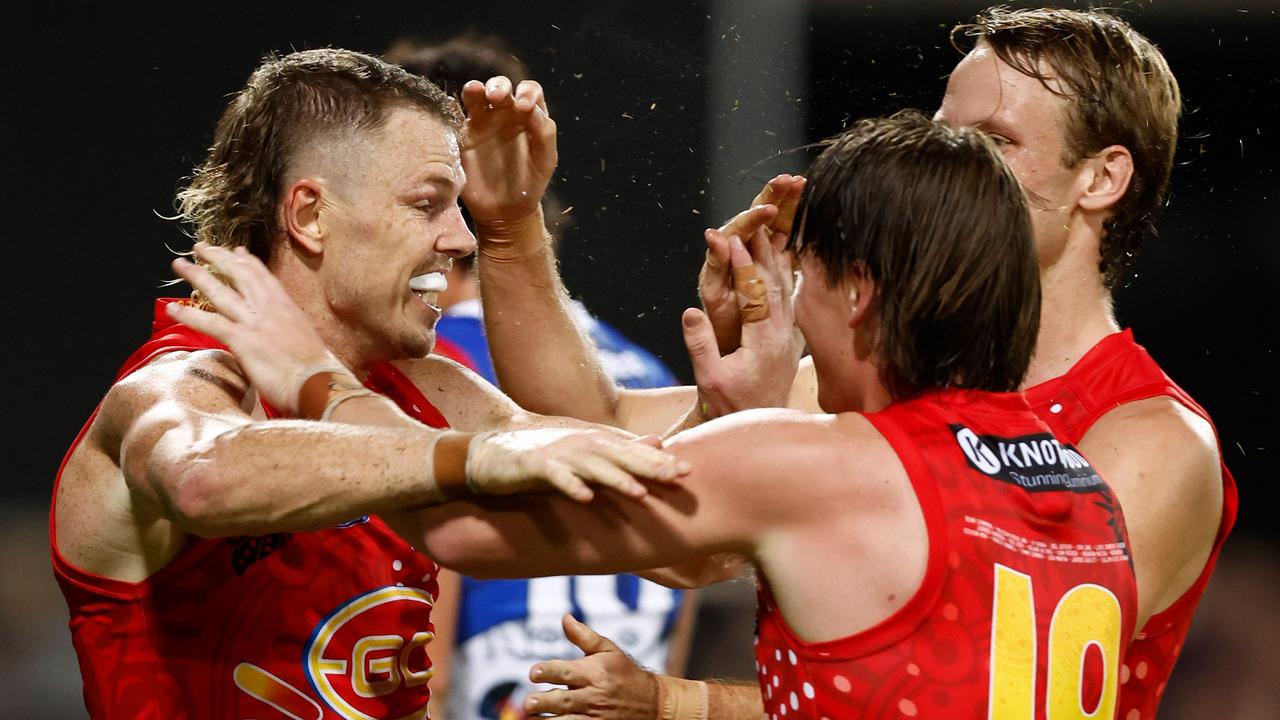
[305,586,435,719]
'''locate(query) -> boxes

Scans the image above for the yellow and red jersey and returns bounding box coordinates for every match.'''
[1026,329,1238,719]
[754,388,1137,719]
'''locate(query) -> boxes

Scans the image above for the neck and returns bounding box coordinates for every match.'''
[272,252,380,379]
[1024,229,1120,388]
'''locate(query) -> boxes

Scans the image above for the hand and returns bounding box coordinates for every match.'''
[699,174,805,354]
[524,615,659,720]
[460,76,558,227]
[167,243,345,416]
[467,430,689,503]
[684,228,804,420]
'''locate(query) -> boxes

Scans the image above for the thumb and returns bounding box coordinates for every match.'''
[562,613,621,655]
[682,308,720,376]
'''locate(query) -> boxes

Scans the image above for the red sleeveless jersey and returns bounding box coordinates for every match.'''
[754,389,1138,720]
[1025,329,1238,720]
[52,299,448,719]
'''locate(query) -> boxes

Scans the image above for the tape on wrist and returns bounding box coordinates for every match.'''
[656,676,708,720]
[298,371,374,421]
[432,431,476,501]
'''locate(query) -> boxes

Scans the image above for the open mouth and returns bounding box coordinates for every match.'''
[409,272,448,293]
[408,272,447,311]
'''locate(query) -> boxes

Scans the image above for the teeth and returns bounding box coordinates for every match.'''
[409,272,447,293]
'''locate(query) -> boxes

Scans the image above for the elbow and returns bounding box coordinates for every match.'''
[419,520,488,576]
[418,512,515,579]
[163,434,255,538]
[165,459,234,538]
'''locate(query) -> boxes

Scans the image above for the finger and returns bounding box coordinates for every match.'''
[595,438,688,484]
[772,242,797,301]
[199,243,275,306]
[460,79,489,118]
[773,176,806,235]
[171,255,247,320]
[731,238,771,324]
[718,203,778,240]
[728,234,752,270]
[682,307,722,382]
[703,227,732,272]
[544,459,594,503]
[484,75,516,108]
[529,657,590,687]
[164,297,236,339]
[562,613,622,655]
[748,226,779,278]
[631,434,663,449]
[750,173,790,207]
[525,688,595,717]
[190,242,270,305]
[567,452,647,498]
[530,105,559,161]
[514,79,548,114]
[769,228,790,255]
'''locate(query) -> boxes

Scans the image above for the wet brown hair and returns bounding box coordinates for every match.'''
[790,110,1039,397]
[177,48,460,264]
[953,7,1181,288]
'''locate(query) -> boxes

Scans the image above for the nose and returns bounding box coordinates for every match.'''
[436,205,478,258]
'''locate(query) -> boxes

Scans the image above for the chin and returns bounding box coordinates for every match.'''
[383,327,435,362]
[405,330,435,360]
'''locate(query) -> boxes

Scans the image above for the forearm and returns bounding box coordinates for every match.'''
[707,681,764,720]
[476,210,623,425]
[654,676,763,720]
[167,417,450,537]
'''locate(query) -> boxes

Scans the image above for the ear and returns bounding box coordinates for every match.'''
[281,179,326,255]
[847,267,877,329]
[1078,145,1134,213]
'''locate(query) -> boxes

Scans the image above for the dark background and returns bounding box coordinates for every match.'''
[4,1,1276,717]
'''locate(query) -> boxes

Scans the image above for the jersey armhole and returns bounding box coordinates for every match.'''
[760,412,950,661]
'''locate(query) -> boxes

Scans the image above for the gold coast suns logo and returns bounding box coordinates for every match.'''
[234,586,435,719]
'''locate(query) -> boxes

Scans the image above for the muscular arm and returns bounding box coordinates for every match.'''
[418,408,826,579]
[1077,397,1224,625]
[115,350,453,539]
[475,218,696,431]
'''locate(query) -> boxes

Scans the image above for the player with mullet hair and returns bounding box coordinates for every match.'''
[50,48,684,719]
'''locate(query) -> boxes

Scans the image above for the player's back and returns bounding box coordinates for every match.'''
[754,388,1137,719]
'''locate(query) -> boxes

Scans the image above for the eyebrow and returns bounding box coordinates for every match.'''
[973,118,1017,138]
[409,172,461,195]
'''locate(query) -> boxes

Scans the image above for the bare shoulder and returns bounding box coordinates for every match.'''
[1080,396,1222,497]
[56,348,250,579]
[666,408,902,518]
[90,349,247,455]
[1079,396,1224,616]
[390,355,522,431]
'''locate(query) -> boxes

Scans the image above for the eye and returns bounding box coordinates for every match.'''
[989,134,1013,148]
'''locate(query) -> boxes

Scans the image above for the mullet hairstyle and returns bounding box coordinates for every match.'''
[953,7,1181,289]
[178,48,460,264]
[790,110,1040,398]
